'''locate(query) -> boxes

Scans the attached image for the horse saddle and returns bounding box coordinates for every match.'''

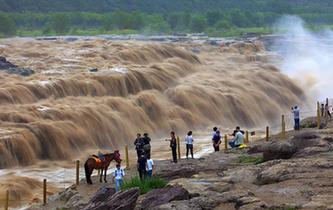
[92,155,103,164]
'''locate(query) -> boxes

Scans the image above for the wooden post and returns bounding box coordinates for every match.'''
[266,126,269,142]
[317,101,321,129]
[245,131,249,143]
[43,179,47,205]
[176,136,181,160]
[76,160,80,186]
[4,190,9,210]
[125,145,129,168]
[224,134,228,150]
[281,115,286,140]
[324,99,328,118]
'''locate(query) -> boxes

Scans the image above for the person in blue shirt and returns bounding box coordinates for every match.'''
[212,130,222,151]
[98,150,105,162]
[292,106,300,131]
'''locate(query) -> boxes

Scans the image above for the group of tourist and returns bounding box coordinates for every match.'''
[293,101,332,131]
[133,133,154,180]
[106,102,333,191]
[164,130,195,164]
[321,103,332,118]
[162,126,245,165]
[212,126,245,151]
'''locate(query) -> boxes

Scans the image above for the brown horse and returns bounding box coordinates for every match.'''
[84,150,122,184]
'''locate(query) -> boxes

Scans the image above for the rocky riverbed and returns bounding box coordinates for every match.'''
[26,117,333,210]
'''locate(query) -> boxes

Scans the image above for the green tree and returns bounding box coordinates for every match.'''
[189,15,207,32]
[0,13,16,35]
[228,9,249,27]
[50,13,69,34]
[215,20,232,30]
[206,11,222,26]
[145,15,170,33]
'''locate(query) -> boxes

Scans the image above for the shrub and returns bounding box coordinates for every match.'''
[121,176,167,194]
[0,13,16,36]
[239,155,263,164]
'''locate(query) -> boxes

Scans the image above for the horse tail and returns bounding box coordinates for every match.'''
[84,160,92,184]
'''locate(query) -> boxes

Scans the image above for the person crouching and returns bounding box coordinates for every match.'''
[229,126,244,148]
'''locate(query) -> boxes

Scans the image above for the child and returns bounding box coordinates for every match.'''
[146,154,154,177]
[113,164,125,192]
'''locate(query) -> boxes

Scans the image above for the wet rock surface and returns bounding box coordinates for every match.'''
[34,119,333,210]
[141,185,190,210]
[0,56,35,76]
[0,56,17,69]
[83,187,140,210]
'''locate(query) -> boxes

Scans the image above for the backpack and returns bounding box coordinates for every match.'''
[143,144,151,151]
[115,169,123,177]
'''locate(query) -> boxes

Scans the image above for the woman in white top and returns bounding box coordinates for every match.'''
[185,131,194,159]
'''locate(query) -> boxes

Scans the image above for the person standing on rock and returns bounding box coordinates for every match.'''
[229,126,244,148]
[137,153,147,180]
[146,154,154,177]
[325,103,332,118]
[143,133,151,157]
[134,133,143,159]
[321,104,325,117]
[185,131,194,159]
[113,164,125,192]
[212,127,218,136]
[166,131,177,163]
[292,106,300,130]
[212,130,222,151]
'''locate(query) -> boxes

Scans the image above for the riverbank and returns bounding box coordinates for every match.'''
[26,117,333,209]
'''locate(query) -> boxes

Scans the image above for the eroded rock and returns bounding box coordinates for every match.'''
[262,141,296,161]
[0,56,35,76]
[83,187,139,210]
[141,185,189,210]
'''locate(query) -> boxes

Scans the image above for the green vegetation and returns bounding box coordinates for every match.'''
[0,0,333,37]
[239,155,264,165]
[121,176,167,194]
[0,13,16,36]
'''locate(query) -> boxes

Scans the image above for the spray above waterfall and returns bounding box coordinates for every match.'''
[273,15,333,100]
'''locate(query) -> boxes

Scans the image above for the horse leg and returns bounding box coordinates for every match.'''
[85,161,93,185]
[100,168,103,183]
[104,166,108,183]
[89,168,93,185]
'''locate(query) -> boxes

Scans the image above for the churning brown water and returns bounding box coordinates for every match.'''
[0,37,307,206]
[0,38,306,168]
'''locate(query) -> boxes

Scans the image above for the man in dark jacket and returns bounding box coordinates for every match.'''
[134,133,143,159]
[137,153,147,180]
[167,131,177,163]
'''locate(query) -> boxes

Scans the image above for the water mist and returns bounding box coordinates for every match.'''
[273,15,333,101]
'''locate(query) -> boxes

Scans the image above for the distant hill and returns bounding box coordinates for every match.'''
[1,0,333,14]
[1,0,333,37]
